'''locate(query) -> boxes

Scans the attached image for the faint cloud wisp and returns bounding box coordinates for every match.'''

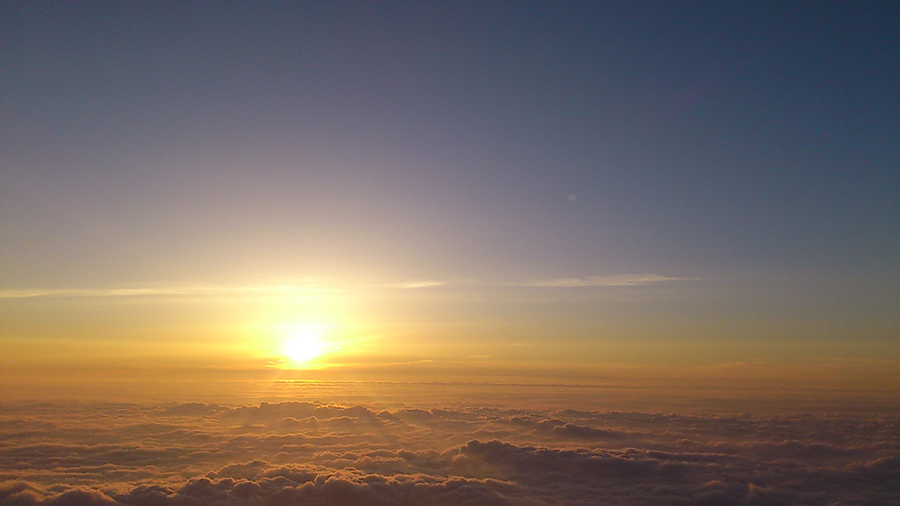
[524,273,685,288]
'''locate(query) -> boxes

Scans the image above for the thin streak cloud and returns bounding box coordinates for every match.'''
[397,281,445,289]
[0,274,685,299]
[523,274,685,288]
[0,285,335,300]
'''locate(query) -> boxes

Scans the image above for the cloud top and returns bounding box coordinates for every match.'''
[1,397,896,506]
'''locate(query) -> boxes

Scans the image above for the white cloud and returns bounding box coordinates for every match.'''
[523,273,684,288]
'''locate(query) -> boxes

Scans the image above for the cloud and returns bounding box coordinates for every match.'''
[0,274,688,300]
[397,281,445,289]
[523,274,685,288]
[1,398,897,506]
[0,284,335,300]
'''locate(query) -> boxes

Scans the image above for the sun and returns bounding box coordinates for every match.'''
[283,326,326,364]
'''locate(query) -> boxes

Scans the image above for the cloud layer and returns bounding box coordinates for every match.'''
[1,398,897,505]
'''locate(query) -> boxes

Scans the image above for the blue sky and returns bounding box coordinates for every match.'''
[1,2,898,381]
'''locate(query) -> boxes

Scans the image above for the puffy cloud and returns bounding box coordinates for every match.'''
[1,398,897,506]
[0,482,117,506]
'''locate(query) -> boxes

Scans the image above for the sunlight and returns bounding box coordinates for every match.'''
[282,323,327,365]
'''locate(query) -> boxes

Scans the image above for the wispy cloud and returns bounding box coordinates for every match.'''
[0,274,686,299]
[394,274,687,290]
[397,280,445,289]
[0,284,335,300]
[523,273,684,288]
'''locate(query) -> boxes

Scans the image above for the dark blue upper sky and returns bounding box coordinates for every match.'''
[2,2,898,333]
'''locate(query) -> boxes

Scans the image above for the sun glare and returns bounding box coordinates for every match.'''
[283,325,327,364]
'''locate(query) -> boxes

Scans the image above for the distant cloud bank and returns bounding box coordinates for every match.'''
[1,399,896,505]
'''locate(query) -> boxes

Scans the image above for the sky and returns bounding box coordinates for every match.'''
[1,1,899,395]
[2,4,900,506]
